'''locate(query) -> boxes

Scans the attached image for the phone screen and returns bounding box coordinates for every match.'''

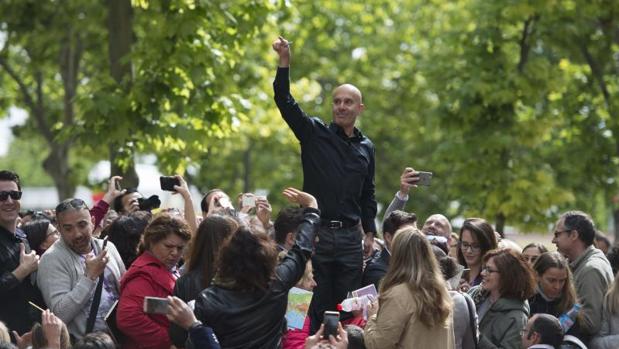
[323,311,340,338]
[143,296,170,314]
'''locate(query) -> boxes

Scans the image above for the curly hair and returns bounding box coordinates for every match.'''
[141,213,191,253]
[216,226,278,291]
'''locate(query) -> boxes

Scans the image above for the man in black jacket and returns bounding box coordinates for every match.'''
[0,170,43,340]
[273,37,378,332]
[362,210,417,290]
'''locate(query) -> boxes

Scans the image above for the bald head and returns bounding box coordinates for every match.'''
[422,214,452,241]
[331,84,364,135]
[333,84,363,104]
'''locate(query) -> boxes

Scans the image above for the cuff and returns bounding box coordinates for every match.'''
[395,191,409,201]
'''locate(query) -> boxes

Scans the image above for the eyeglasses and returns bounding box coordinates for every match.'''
[553,230,571,239]
[459,242,481,253]
[482,266,500,274]
[0,190,22,201]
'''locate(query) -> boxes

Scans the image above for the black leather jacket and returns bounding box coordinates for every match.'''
[194,208,320,349]
[169,270,206,348]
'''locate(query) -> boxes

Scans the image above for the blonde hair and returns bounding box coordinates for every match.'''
[0,321,9,343]
[380,227,452,327]
[605,274,619,315]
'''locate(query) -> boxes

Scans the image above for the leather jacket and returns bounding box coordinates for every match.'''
[194,208,320,349]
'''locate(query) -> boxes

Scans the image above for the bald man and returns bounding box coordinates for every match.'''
[273,36,377,333]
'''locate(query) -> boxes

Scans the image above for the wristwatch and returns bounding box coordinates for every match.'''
[188,320,202,331]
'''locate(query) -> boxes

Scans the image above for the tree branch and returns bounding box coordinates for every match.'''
[0,56,37,111]
[34,70,54,143]
[580,41,612,111]
[517,15,539,73]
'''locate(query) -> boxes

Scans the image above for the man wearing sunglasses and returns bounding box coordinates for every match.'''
[0,170,44,340]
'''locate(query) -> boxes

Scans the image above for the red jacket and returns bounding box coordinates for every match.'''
[117,252,176,349]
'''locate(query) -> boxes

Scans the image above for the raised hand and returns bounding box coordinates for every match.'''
[16,243,39,278]
[399,167,419,196]
[282,187,317,209]
[102,176,125,204]
[255,196,272,227]
[272,36,291,67]
[12,330,32,349]
[84,249,108,281]
[41,310,63,349]
[172,175,190,198]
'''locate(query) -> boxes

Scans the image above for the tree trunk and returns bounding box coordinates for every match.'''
[495,212,506,238]
[107,0,138,187]
[43,144,74,200]
[110,143,140,189]
[242,142,252,193]
[613,208,619,242]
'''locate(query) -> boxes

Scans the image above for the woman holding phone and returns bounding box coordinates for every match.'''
[457,218,498,291]
[364,227,455,349]
[117,214,191,349]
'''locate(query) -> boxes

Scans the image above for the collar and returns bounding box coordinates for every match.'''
[528,345,556,349]
[328,122,364,141]
[132,251,168,269]
[570,245,596,270]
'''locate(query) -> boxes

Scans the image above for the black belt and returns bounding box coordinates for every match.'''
[320,219,359,229]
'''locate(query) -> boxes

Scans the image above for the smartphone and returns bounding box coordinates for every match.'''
[160,176,180,191]
[322,311,340,339]
[102,236,109,250]
[143,296,170,314]
[114,179,122,191]
[242,194,256,208]
[461,268,470,282]
[416,171,433,186]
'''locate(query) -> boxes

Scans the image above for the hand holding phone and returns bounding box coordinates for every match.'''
[160,176,181,191]
[415,171,433,186]
[322,311,340,339]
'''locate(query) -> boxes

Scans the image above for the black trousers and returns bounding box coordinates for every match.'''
[308,224,363,334]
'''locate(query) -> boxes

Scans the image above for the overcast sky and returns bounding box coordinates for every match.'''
[0,107,28,156]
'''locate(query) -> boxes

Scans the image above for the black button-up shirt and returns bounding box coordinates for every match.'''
[0,225,44,335]
[274,67,377,234]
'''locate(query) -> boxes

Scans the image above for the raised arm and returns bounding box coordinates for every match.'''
[382,167,419,225]
[272,36,315,142]
[173,175,198,235]
[277,188,321,289]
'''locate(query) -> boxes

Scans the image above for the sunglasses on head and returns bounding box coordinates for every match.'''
[0,190,22,201]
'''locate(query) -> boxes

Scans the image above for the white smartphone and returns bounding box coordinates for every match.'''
[242,194,256,208]
[143,296,170,314]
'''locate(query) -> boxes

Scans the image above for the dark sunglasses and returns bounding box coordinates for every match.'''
[0,190,22,201]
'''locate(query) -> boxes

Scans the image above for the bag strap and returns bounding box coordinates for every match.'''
[463,293,479,348]
[85,243,106,334]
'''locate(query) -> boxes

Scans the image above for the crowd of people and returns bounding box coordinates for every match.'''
[1,36,619,349]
